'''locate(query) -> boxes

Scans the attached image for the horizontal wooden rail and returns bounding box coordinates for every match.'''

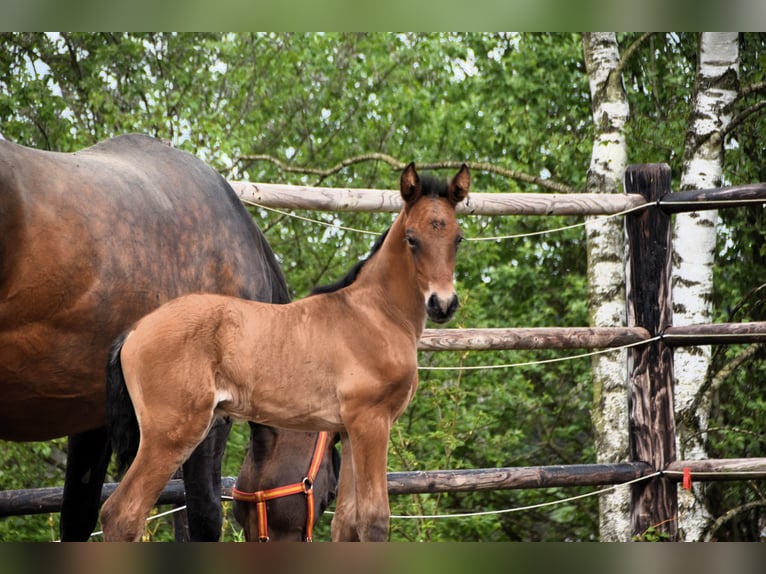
[659,182,766,213]
[418,327,651,351]
[5,457,765,517]
[231,180,766,217]
[384,463,653,495]
[230,181,647,216]
[661,321,766,346]
[664,458,766,481]
[0,465,654,517]
[418,322,766,352]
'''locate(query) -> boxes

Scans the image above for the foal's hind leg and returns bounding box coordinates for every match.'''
[180,416,232,541]
[101,411,217,541]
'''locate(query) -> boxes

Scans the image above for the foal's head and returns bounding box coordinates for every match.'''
[399,163,470,324]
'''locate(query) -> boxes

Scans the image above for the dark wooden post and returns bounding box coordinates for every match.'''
[625,164,678,541]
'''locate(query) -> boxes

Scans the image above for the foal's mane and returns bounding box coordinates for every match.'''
[417,172,453,200]
[310,228,389,295]
[309,172,449,296]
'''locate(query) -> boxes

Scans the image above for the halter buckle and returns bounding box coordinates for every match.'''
[302,476,314,492]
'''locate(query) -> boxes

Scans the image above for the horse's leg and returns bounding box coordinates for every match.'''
[330,432,359,541]
[348,415,391,542]
[60,427,111,541]
[344,414,392,542]
[171,467,190,542]
[100,406,217,541]
[180,416,232,541]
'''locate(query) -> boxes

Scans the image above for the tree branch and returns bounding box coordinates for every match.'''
[723,100,766,138]
[740,79,766,99]
[235,153,575,194]
[611,32,654,90]
[685,343,764,423]
[704,499,766,541]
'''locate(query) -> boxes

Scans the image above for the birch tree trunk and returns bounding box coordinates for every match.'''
[673,32,739,541]
[582,32,631,542]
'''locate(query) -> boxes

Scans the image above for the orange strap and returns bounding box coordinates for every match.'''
[232,431,330,542]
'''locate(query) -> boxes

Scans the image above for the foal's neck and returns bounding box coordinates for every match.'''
[349,212,426,338]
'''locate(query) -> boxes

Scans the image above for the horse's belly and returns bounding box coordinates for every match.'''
[0,396,103,441]
[0,330,105,440]
[216,378,345,432]
[222,400,345,433]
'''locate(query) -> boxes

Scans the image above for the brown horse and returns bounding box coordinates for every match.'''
[100,163,469,541]
[232,426,339,541]
[0,134,338,540]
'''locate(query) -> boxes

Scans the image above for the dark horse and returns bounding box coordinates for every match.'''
[0,134,338,541]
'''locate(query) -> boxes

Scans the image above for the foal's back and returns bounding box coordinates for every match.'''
[121,293,345,430]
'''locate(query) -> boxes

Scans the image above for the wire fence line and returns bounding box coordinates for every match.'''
[241,197,649,242]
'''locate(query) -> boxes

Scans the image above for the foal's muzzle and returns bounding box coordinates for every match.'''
[426,292,458,324]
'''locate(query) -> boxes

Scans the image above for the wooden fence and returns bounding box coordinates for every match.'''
[3,164,766,541]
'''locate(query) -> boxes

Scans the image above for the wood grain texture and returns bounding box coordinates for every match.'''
[662,321,766,346]
[418,327,651,351]
[625,164,679,541]
[230,181,646,216]
[660,182,766,213]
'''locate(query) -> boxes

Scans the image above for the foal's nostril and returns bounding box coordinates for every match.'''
[427,293,442,316]
[427,293,458,323]
[445,295,458,317]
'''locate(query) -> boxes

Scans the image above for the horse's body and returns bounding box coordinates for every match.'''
[0,134,337,540]
[101,163,469,541]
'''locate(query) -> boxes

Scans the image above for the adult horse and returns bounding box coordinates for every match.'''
[100,163,470,541]
[0,134,338,541]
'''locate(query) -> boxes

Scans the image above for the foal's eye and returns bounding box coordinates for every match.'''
[405,234,419,250]
[455,234,465,248]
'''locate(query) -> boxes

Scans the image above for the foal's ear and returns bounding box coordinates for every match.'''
[400,162,421,205]
[448,164,470,206]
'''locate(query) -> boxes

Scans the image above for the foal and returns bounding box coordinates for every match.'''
[101,163,469,541]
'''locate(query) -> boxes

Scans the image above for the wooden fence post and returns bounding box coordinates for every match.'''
[625,164,679,541]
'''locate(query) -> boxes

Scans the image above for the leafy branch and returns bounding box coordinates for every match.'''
[612,32,654,91]
[235,152,575,193]
[682,342,764,432]
[724,100,766,137]
[740,79,766,99]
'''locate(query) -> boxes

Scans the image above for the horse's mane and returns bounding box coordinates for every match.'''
[418,173,452,199]
[309,171,448,296]
[310,228,390,295]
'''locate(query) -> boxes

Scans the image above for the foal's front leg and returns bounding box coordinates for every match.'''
[343,413,392,542]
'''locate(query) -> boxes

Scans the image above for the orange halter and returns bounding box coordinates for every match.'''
[232,431,330,542]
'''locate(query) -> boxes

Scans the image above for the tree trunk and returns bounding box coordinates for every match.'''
[673,32,739,541]
[582,32,631,542]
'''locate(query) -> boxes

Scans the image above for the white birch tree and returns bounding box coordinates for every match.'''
[673,32,740,541]
[582,32,632,542]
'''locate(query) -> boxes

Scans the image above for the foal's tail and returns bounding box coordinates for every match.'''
[105,331,140,474]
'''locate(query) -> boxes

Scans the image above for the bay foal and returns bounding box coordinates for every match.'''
[101,163,469,541]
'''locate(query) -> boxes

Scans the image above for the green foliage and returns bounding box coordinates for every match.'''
[1,32,765,542]
[0,439,67,541]
[633,523,673,542]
